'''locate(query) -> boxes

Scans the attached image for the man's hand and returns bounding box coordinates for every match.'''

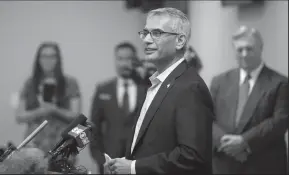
[103,162,112,174]
[105,158,132,174]
[233,151,248,163]
[103,154,112,174]
[219,134,247,156]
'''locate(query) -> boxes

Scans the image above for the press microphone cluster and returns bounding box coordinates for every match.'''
[46,114,93,174]
[47,114,92,158]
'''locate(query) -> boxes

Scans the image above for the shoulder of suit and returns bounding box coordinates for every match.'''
[94,77,117,90]
[182,67,210,91]
[264,66,288,84]
[212,68,237,82]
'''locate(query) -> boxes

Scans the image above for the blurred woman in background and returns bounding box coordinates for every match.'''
[15,42,81,164]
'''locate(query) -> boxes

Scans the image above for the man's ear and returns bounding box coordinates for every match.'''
[176,34,187,50]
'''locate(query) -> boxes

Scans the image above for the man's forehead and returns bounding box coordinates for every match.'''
[41,47,56,55]
[145,15,172,31]
[234,37,258,47]
[116,48,134,56]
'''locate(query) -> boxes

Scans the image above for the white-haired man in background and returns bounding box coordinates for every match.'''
[211,26,288,174]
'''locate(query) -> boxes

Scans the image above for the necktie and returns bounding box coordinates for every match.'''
[122,82,130,116]
[235,74,251,126]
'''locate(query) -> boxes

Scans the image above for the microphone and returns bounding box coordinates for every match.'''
[50,123,93,158]
[17,120,49,150]
[67,124,92,149]
[47,115,92,174]
[47,114,87,156]
[47,114,87,158]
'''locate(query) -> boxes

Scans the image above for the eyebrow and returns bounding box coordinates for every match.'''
[143,28,162,31]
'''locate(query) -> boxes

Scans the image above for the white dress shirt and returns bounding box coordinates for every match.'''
[239,62,264,95]
[116,77,137,112]
[130,58,185,174]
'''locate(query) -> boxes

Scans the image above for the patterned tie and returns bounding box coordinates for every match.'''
[122,82,130,116]
[235,73,251,126]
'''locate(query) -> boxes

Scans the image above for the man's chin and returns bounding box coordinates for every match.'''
[144,55,158,63]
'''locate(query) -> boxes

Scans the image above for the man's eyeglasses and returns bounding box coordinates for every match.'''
[138,29,179,39]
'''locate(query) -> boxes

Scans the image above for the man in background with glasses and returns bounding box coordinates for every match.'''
[104,7,214,174]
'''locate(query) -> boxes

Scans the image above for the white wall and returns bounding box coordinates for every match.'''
[189,1,288,87]
[0,1,145,173]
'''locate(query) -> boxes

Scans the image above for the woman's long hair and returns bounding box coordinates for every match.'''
[31,42,65,105]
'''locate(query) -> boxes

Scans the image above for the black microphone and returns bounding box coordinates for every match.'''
[49,122,93,158]
[67,124,92,149]
[47,117,93,174]
[47,114,87,157]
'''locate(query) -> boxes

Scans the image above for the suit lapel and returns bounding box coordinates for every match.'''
[235,66,268,133]
[131,61,187,155]
[125,85,147,158]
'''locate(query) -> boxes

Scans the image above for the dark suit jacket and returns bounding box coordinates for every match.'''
[130,69,152,88]
[125,61,214,174]
[211,65,288,174]
[89,78,146,167]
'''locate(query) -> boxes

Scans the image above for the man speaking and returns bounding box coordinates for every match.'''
[105,7,214,174]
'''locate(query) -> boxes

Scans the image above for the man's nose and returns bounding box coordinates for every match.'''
[143,33,153,44]
[241,49,248,57]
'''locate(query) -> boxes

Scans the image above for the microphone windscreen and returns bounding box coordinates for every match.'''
[0,147,49,174]
[61,114,87,139]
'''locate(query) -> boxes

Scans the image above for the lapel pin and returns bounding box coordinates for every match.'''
[167,84,171,88]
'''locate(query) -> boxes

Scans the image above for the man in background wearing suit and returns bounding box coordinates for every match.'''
[131,60,157,88]
[211,26,288,174]
[89,42,146,173]
[105,7,214,174]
